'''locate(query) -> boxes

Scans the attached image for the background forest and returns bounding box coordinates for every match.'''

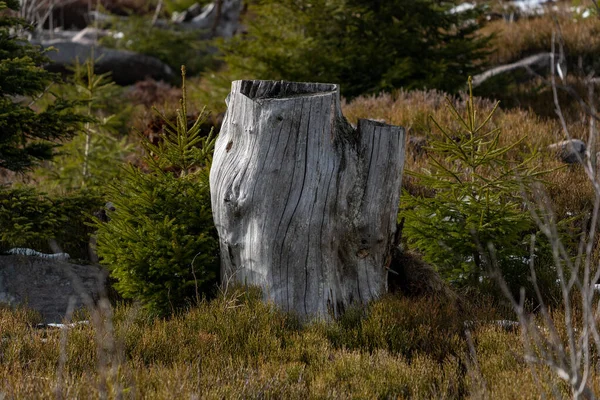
[2,0,600,397]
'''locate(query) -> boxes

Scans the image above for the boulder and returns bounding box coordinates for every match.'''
[387,248,459,306]
[0,255,108,323]
[33,40,174,85]
[171,0,243,38]
[548,139,587,164]
[90,0,243,39]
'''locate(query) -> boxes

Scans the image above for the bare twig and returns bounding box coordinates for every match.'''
[480,25,600,398]
[211,0,224,36]
[591,0,600,16]
[54,296,76,398]
[551,33,571,142]
[191,251,202,306]
[152,0,164,27]
[586,72,598,176]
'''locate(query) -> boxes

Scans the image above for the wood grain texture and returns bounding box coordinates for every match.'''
[210,80,406,319]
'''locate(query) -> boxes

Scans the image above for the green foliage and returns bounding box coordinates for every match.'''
[0,187,103,259]
[0,1,88,173]
[212,0,491,100]
[400,78,546,291]
[100,15,213,77]
[95,67,219,316]
[35,59,133,192]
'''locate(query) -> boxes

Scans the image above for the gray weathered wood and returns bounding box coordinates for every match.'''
[210,80,406,319]
[472,52,551,87]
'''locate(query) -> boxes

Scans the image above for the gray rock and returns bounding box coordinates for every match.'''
[187,0,244,38]
[548,139,587,164]
[33,40,174,85]
[36,321,90,330]
[0,255,107,323]
[90,0,243,39]
[29,29,81,42]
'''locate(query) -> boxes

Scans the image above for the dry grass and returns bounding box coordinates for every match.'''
[481,14,600,67]
[3,90,595,400]
[342,88,594,220]
[0,289,588,399]
[472,9,600,118]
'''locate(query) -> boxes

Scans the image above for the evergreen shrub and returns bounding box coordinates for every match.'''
[100,16,214,77]
[34,59,133,192]
[95,67,219,316]
[207,0,490,102]
[400,78,554,299]
[0,0,89,173]
[0,187,103,259]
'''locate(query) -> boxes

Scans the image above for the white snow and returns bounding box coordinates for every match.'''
[7,248,70,260]
[449,2,476,14]
[511,0,551,13]
[37,321,90,329]
[45,321,89,329]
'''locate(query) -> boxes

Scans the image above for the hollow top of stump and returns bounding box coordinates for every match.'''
[235,80,338,100]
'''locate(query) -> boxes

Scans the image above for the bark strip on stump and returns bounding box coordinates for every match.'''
[210,80,406,319]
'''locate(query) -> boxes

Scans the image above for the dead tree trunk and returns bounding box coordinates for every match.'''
[210,80,406,319]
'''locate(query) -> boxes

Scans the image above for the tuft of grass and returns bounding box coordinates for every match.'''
[311,295,466,362]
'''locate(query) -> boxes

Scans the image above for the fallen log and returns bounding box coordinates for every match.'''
[472,52,551,87]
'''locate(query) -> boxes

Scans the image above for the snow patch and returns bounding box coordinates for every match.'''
[449,2,476,14]
[7,248,70,260]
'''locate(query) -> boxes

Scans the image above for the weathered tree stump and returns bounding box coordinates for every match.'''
[210,80,406,319]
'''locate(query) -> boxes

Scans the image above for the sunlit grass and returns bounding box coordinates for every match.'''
[0,288,588,398]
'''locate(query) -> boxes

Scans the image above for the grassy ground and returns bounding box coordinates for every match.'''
[0,287,587,399]
[5,55,598,400]
[5,3,600,398]
[6,48,598,400]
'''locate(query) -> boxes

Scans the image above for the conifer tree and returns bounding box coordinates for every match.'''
[95,67,219,316]
[212,0,490,100]
[400,78,547,292]
[0,0,87,173]
[34,59,132,192]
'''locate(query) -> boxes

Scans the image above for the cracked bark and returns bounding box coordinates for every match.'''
[210,80,406,320]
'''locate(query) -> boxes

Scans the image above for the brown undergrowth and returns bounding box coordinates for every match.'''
[481,13,600,67]
[342,89,595,220]
[473,9,600,117]
[0,288,587,399]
